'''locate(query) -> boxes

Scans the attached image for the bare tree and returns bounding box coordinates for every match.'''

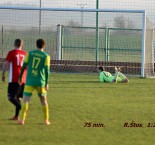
[114,15,126,28]
[67,20,80,27]
[114,15,136,29]
[64,20,81,34]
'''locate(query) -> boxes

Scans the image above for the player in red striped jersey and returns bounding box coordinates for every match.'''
[2,39,27,120]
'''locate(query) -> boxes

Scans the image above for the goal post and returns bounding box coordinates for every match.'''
[0,6,153,77]
[57,24,63,60]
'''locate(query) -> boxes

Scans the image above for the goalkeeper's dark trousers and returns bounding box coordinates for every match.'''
[7,82,24,117]
[8,97,21,117]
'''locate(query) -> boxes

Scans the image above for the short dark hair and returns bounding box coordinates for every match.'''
[14,39,22,48]
[36,39,45,49]
[98,66,104,71]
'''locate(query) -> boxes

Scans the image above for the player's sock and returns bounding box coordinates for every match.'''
[9,97,21,112]
[15,107,20,118]
[15,104,21,117]
[114,70,119,83]
[42,104,49,121]
[20,102,28,123]
[114,67,118,72]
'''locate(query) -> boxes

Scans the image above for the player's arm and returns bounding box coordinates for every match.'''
[19,53,29,83]
[2,51,12,82]
[44,55,50,89]
[2,61,9,82]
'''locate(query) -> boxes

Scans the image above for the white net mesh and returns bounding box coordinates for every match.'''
[144,26,155,77]
[0,6,148,77]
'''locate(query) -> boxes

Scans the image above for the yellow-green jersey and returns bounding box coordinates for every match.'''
[22,50,50,87]
[99,71,115,83]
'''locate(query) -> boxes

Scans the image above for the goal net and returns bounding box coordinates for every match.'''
[144,26,155,77]
[0,6,153,77]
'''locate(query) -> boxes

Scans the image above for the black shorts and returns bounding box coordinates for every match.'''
[8,82,25,99]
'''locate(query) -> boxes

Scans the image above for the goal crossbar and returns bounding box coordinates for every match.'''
[0,5,145,13]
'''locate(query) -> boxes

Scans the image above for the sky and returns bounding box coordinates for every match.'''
[0,0,154,28]
[0,0,154,21]
[0,0,154,9]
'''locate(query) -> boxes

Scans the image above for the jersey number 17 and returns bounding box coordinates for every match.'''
[16,54,25,66]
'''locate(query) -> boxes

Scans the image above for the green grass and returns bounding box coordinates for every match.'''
[0,73,155,145]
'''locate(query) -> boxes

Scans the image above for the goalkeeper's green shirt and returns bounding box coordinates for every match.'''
[99,71,115,83]
[22,49,50,87]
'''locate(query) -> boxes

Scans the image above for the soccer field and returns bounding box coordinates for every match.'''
[0,73,155,145]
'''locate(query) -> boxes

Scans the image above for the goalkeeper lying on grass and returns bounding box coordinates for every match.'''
[98,66,129,83]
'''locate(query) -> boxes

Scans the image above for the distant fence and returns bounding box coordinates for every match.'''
[58,25,142,62]
[0,57,141,75]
